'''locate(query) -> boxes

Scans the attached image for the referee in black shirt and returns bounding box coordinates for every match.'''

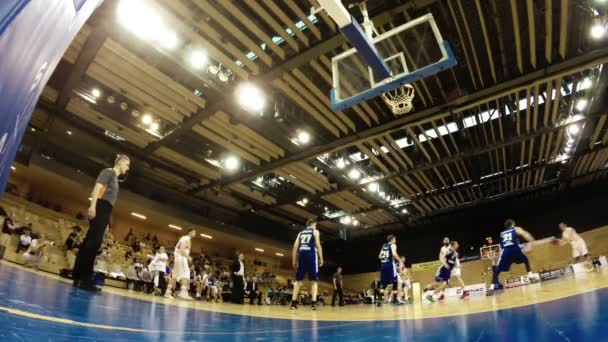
[73,155,129,291]
[332,266,344,306]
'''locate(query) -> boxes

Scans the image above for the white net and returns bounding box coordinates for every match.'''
[381,84,415,115]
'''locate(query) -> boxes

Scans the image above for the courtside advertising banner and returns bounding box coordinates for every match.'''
[0,0,101,196]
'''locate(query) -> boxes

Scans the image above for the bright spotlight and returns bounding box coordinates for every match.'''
[224,156,239,171]
[352,219,359,226]
[141,114,153,125]
[160,30,179,50]
[236,83,265,112]
[575,99,588,111]
[301,197,309,205]
[342,216,352,225]
[297,131,311,144]
[367,182,379,192]
[189,50,208,69]
[336,159,346,169]
[150,122,159,131]
[348,168,361,180]
[564,146,572,153]
[401,208,408,214]
[118,0,163,41]
[91,88,101,98]
[590,23,606,39]
[568,124,580,135]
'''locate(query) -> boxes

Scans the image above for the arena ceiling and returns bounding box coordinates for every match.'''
[27,0,608,239]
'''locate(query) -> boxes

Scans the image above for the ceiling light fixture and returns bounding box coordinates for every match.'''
[255,248,265,252]
[200,233,213,239]
[141,114,153,125]
[236,82,265,112]
[590,23,606,39]
[568,124,580,135]
[275,252,284,257]
[348,168,361,180]
[224,156,240,171]
[297,130,311,144]
[189,50,208,69]
[131,212,147,220]
[367,182,379,192]
[91,88,101,98]
[168,224,183,230]
[160,30,178,50]
[575,99,588,111]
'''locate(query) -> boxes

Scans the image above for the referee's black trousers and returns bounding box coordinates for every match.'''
[73,199,112,286]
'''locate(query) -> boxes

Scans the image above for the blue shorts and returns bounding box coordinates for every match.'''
[435,266,452,282]
[496,248,529,273]
[295,252,318,281]
[380,263,397,288]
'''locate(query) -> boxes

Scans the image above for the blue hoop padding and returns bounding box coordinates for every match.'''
[339,15,391,81]
[331,40,457,112]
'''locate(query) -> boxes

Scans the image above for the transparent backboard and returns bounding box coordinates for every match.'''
[331,14,456,112]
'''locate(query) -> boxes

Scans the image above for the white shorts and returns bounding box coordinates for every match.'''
[172,254,190,281]
[451,267,462,277]
[572,240,589,258]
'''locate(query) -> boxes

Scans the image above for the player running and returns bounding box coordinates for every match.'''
[488,219,535,294]
[425,241,460,302]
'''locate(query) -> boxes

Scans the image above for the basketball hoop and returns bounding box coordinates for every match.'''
[381,84,415,115]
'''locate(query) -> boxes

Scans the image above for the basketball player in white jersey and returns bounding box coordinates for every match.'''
[555,222,589,263]
[165,229,197,300]
[397,256,412,304]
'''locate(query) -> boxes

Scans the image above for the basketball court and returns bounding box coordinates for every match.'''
[1,0,608,341]
[0,261,607,340]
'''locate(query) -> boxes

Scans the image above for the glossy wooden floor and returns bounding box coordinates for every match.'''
[1,261,608,341]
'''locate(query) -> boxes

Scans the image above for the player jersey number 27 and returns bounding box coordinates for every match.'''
[298,229,315,252]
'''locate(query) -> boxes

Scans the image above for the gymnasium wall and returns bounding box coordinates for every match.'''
[4,160,292,262]
[342,225,608,292]
[0,0,101,196]
[329,181,608,273]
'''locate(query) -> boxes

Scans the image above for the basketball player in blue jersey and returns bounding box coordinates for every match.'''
[489,219,535,294]
[377,234,401,306]
[425,241,460,302]
[290,218,324,310]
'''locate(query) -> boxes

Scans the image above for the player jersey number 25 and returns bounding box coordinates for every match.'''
[379,247,391,263]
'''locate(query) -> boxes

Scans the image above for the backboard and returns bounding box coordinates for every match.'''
[330,14,456,112]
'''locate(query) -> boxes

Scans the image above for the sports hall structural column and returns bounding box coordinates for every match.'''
[0,0,102,195]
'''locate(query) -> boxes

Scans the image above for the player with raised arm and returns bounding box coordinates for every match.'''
[488,219,535,294]
[377,234,401,306]
[291,218,324,311]
[554,222,590,264]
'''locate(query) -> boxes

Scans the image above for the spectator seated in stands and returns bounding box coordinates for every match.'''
[124,250,133,262]
[16,229,32,253]
[94,247,111,275]
[245,276,263,305]
[149,246,169,296]
[1,210,16,247]
[206,274,220,302]
[65,228,80,251]
[194,270,208,300]
[22,233,54,271]
[132,239,142,253]
[126,258,144,291]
